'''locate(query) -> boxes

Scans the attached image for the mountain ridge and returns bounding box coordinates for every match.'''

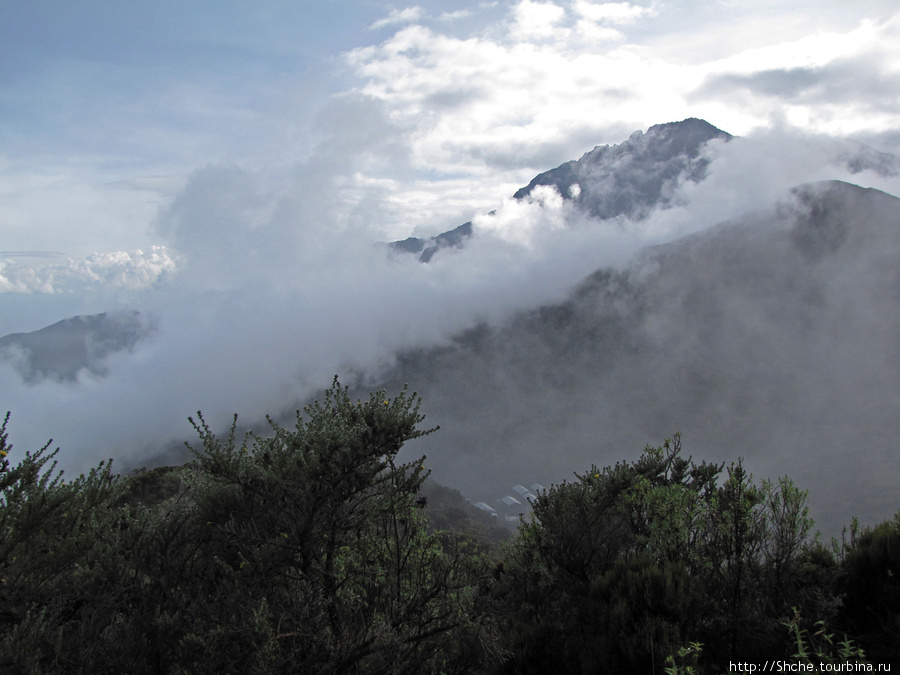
[0,310,155,383]
[388,118,899,263]
[389,117,733,261]
[374,178,900,533]
[512,117,732,217]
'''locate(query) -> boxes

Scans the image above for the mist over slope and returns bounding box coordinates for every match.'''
[381,179,900,533]
[0,311,154,383]
[2,119,899,534]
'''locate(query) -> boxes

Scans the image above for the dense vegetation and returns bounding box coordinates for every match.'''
[0,379,897,673]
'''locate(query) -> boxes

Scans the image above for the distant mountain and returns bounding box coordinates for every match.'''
[0,311,155,383]
[839,139,900,176]
[389,222,474,263]
[513,117,732,218]
[376,180,900,533]
[389,118,899,262]
[390,118,733,260]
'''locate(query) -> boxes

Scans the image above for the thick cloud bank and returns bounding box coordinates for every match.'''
[1,122,899,535]
[0,247,178,294]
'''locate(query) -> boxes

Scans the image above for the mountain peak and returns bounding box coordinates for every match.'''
[390,118,733,260]
[0,310,155,383]
[644,117,731,145]
[513,118,732,219]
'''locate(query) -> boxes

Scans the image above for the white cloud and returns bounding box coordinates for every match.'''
[346,8,690,208]
[690,16,900,137]
[510,0,568,41]
[345,0,900,208]
[370,6,426,30]
[573,19,625,42]
[473,184,569,246]
[438,10,473,22]
[571,1,655,41]
[704,17,890,74]
[573,1,655,24]
[0,246,179,294]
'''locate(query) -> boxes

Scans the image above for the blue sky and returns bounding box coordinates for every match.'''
[1,0,900,473]
[1,2,377,266]
[1,2,385,163]
[0,1,504,177]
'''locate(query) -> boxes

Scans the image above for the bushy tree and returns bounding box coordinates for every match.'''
[0,412,126,672]
[1,395,887,673]
[0,380,498,674]
[170,377,494,674]
[493,435,835,674]
[494,436,715,673]
[838,511,900,662]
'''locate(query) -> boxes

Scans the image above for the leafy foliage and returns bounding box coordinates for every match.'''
[0,412,126,673]
[0,393,895,673]
[493,435,840,673]
[784,608,867,664]
[838,511,900,661]
[0,380,497,673]
[173,378,492,674]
